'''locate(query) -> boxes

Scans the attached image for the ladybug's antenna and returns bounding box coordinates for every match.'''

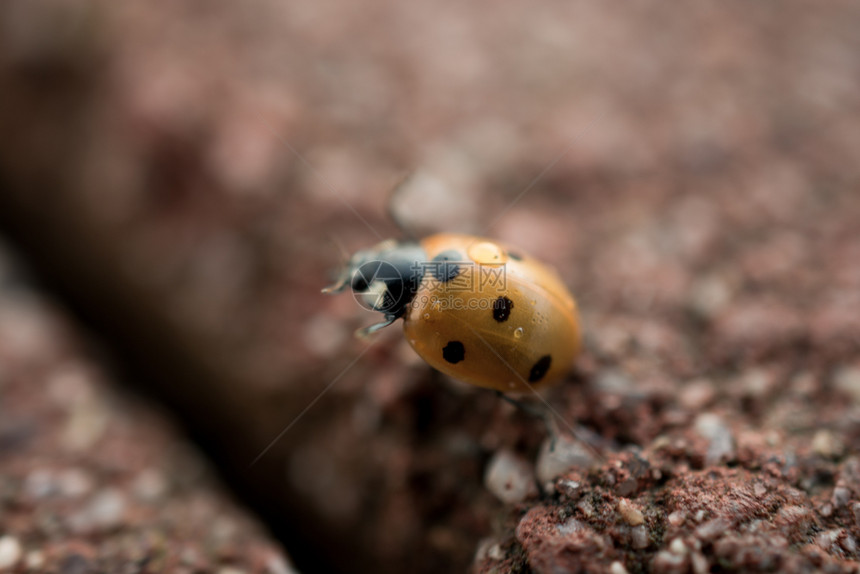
[321,234,353,294]
[385,171,419,242]
[327,233,352,263]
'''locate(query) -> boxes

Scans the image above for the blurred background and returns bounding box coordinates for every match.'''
[2,0,860,572]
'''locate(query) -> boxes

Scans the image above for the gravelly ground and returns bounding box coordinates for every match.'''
[0,246,294,573]
[2,0,860,572]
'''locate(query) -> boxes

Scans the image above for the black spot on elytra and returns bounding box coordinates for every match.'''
[528,355,552,382]
[431,250,462,282]
[442,340,465,364]
[492,296,514,322]
[507,250,524,261]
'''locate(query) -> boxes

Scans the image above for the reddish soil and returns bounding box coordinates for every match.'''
[2,1,860,573]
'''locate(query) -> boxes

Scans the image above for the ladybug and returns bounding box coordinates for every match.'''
[324,233,582,393]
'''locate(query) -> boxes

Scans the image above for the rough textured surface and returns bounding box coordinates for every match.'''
[0,247,294,573]
[2,0,860,573]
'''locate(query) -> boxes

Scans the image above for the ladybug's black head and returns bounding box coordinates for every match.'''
[324,240,427,319]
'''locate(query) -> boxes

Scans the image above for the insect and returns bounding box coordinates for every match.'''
[323,233,582,393]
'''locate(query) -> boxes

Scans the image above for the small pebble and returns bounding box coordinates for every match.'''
[577,497,596,518]
[180,547,201,566]
[610,561,629,574]
[741,369,773,398]
[0,302,53,361]
[832,485,851,508]
[688,276,731,318]
[388,169,480,236]
[852,502,860,526]
[535,435,595,485]
[265,554,299,574]
[133,469,168,502]
[841,533,858,554]
[778,505,813,526]
[0,536,22,569]
[690,551,709,574]
[790,371,817,396]
[25,469,56,499]
[652,549,688,573]
[812,430,843,458]
[62,395,110,451]
[25,550,45,569]
[694,413,735,465]
[678,380,715,410]
[765,431,781,447]
[650,435,671,451]
[556,479,584,501]
[616,477,638,498]
[473,538,495,562]
[556,518,587,536]
[631,525,650,549]
[57,468,93,498]
[618,498,645,526]
[669,538,687,555]
[484,449,537,504]
[834,366,860,404]
[70,489,127,532]
[816,529,842,551]
[695,518,729,541]
[594,369,635,393]
[89,489,126,529]
[667,511,685,527]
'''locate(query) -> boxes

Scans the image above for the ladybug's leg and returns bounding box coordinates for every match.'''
[321,277,349,294]
[355,314,398,339]
[494,391,560,451]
